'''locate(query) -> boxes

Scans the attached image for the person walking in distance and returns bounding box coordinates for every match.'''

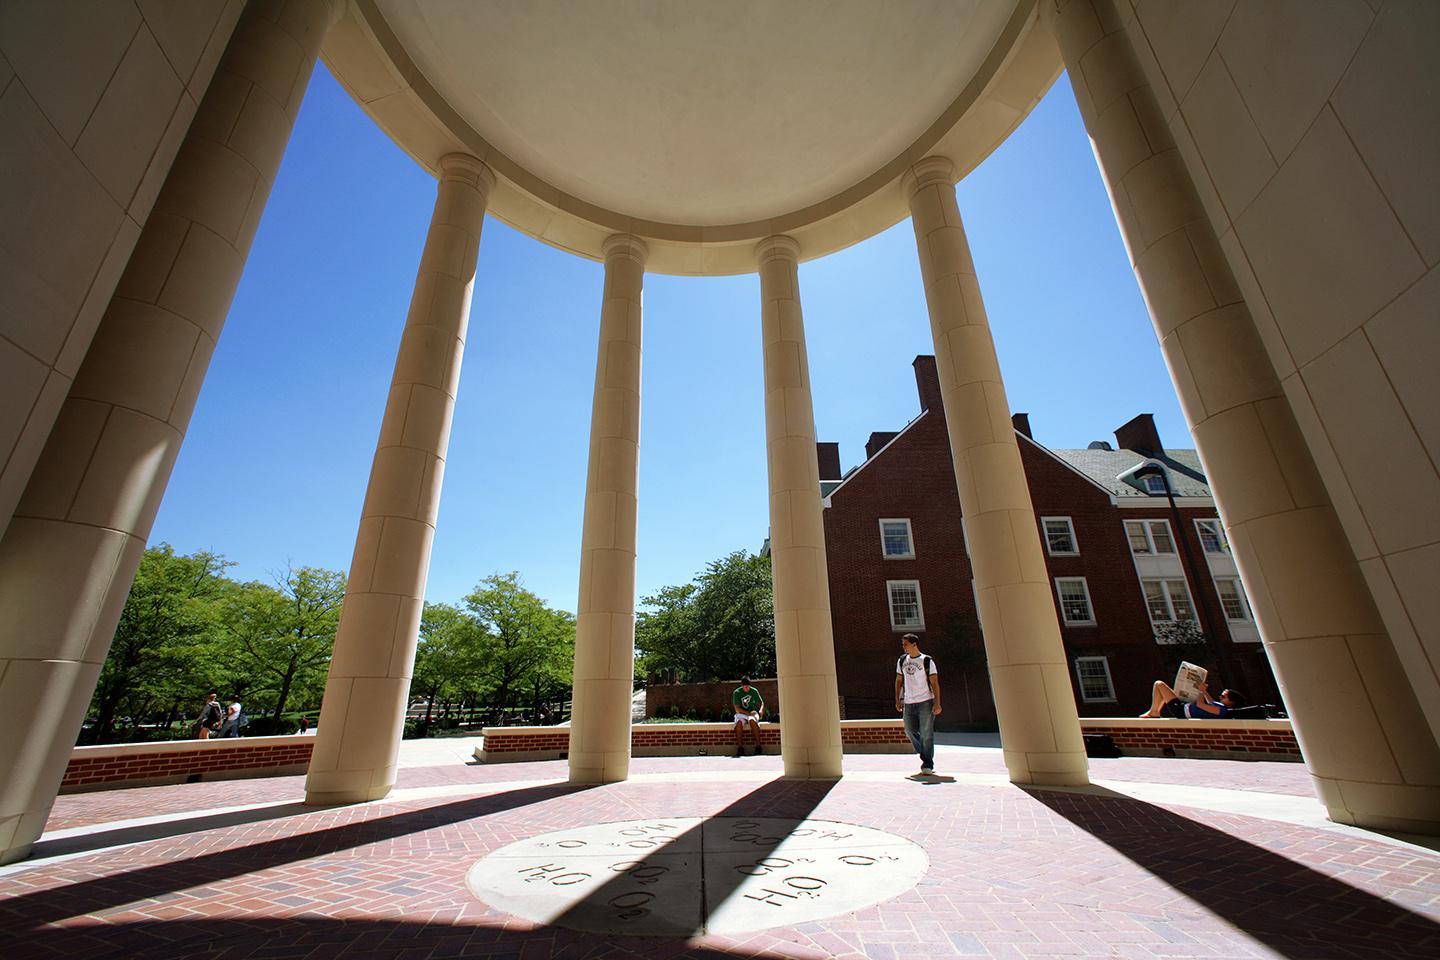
[196,691,223,739]
[218,701,243,738]
[895,634,941,776]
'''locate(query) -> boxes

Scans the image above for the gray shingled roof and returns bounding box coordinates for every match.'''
[1044,446,1212,498]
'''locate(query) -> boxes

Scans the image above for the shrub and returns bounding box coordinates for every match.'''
[245,716,300,737]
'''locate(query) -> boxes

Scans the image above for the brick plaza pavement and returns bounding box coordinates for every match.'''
[1,746,1436,959]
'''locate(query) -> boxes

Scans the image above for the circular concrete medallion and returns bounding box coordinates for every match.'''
[465,817,927,936]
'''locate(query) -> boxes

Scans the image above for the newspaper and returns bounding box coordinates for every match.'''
[1173,662,1208,702]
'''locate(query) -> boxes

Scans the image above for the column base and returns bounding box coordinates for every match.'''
[567,753,630,785]
[1004,749,1091,787]
[0,842,33,867]
[781,750,843,780]
[1314,776,1440,836]
[304,783,395,806]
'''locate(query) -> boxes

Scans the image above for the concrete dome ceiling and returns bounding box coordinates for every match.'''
[325,0,1059,273]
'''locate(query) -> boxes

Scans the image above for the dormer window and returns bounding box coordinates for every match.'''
[1143,474,1167,494]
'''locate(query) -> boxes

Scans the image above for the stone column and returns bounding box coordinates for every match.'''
[568,234,647,785]
[305,155,493,804]
[756,236,843,780]
[0,0,342,865]
[1048,0,1440,831]
[905,157,1090,787]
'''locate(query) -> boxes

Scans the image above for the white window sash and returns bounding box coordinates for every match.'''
[1041,516,1078,555]
[1054,577,1095,625]
[1074,657,1115,702]
[886,580,924,629]
[878,518,915,559]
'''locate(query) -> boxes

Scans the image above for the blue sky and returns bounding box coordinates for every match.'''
[150,64,1189,613]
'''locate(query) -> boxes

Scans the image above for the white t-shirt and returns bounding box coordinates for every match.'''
[896,654,937,704]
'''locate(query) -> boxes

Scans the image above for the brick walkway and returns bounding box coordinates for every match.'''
[3,750,1435,959]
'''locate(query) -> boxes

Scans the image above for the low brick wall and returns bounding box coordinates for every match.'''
[477,720,912,763]
[1080,718,1301,761]
[61,735,315,792]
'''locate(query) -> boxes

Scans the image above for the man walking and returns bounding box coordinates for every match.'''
[218,701,244,738]
[732,677,765,756]
[895,634,941,776]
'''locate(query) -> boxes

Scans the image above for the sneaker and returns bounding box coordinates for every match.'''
[753,745,764,756]
[736,746,746,757]
[919,766,934,775]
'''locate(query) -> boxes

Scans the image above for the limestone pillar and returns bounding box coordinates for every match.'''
[306,155,493,804]
[905,158,1090,787]
[1048,0,1440,831]
[568,234,647,785]
[756,236,843,780]
[0,0,342,864]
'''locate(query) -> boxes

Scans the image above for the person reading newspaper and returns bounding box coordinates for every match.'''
[1140,665,1243,719]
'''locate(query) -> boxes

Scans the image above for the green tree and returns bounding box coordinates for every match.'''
[225,566,345,720]
[414,601,483,722]
[636,551,774,683]
[1153,619,1212,682]
[88,545,231,740]
[465,572,574,718]
[633,582,697,680]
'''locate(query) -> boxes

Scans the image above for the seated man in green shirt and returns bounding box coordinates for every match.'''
[732,677,765,757]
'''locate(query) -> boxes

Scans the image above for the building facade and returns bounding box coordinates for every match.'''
[823,356,1279,724]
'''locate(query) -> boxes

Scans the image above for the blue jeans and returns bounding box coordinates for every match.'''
[903,700,935,769]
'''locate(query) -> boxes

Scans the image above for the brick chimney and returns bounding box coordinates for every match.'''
[815,442,841,481]
[1011,413,1032,439]
[913,355,944,413]
[1115,414,1163,456]
[865,431,899,459]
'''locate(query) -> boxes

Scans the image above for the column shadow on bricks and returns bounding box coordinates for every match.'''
[544,775,838,937]
[0,782,593,935]
[16,801,319,867]
[4,916,838,960]
[2,778,844,960]
[1025,785,1440,960]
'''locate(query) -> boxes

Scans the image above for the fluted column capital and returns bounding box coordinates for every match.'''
[438,153,495,199]
[902,156,957,200]
[601,233,649,266]
[755,234,801,267]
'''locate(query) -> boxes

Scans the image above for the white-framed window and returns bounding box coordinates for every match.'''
[1142,578,1195,624]
[1125,519,1175,555]
[1215,577,1251,620]
[1073,657,1116,702]
[1054,577,1095,625]
[878,518,915,559]
[1195,518,1228,554]
[1041,516,1078,556]
[886,580,924,630]
[1143,474,1168,494]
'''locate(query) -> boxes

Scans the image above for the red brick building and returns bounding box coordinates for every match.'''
[820,356,1280,728]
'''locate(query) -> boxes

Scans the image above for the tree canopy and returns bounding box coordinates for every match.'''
[635,550,775,682]
[85,548,577,742]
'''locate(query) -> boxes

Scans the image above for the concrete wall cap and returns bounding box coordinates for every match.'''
[69,734,314,760]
